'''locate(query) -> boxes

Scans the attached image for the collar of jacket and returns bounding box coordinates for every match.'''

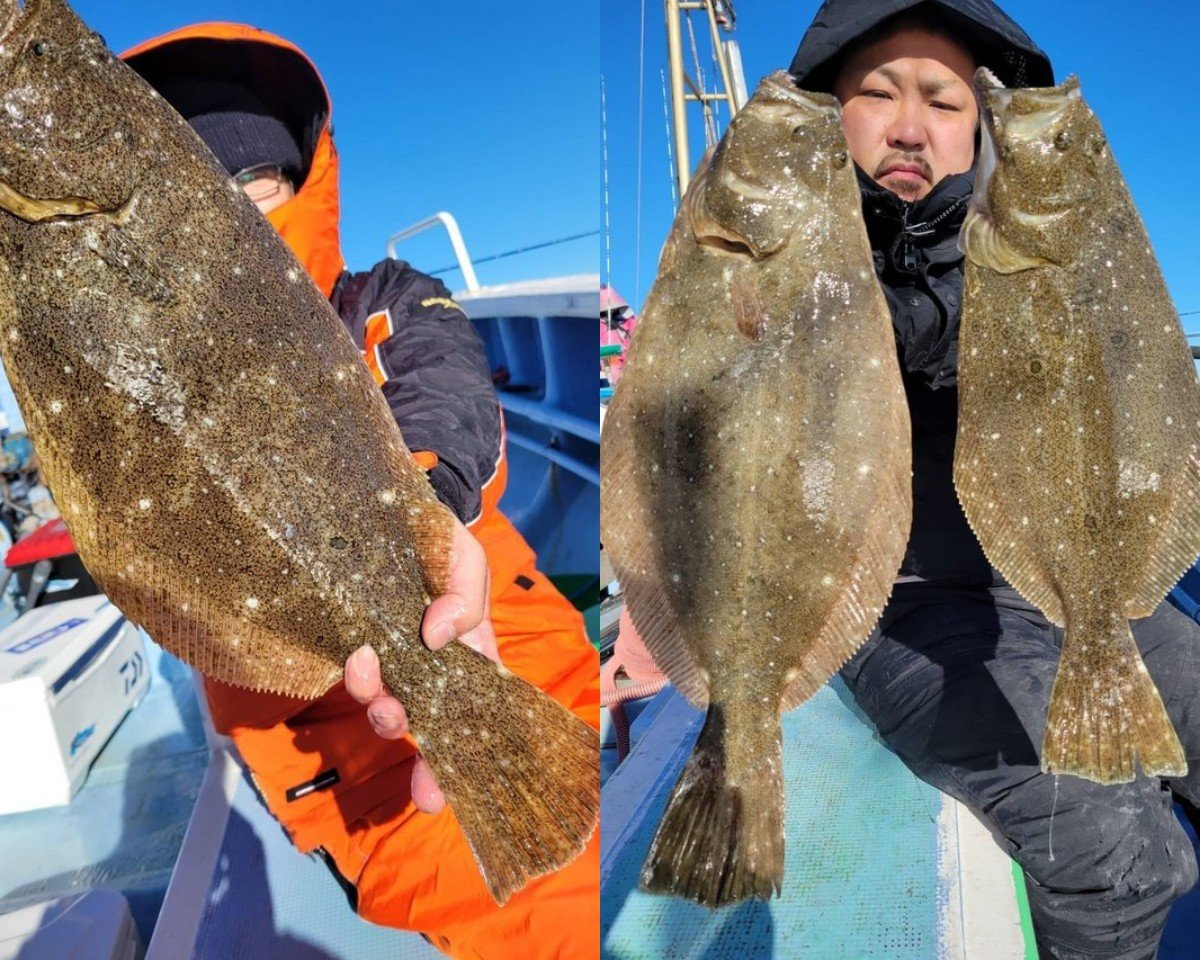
[121,23,347,298]
[857,164,974,275]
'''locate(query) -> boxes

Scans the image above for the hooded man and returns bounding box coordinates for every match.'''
[120,24,599,960]
[788,3,1200,957]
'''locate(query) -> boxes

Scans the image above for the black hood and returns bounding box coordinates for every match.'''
[789,0,1053,92]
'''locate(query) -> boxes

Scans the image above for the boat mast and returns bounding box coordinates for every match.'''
[663,0,747,194]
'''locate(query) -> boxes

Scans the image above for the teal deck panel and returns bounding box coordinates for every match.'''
[190,761,445,959]
[601,679,945,958]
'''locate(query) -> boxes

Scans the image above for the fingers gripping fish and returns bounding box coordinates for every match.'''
[0,0,597,904]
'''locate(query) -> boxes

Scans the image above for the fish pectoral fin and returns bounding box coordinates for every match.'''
[0,178,113,223]
[959,206,1052,274]
[1042,618,1186,782]
[730,270,767,343]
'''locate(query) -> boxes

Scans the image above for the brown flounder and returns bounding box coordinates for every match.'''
[957,68,1200,783]
[601,71,911,907]
[0,0,597,904]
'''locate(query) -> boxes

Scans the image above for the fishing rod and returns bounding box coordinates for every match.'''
[426,230,600,278]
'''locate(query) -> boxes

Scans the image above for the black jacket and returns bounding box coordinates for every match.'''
[790,0,1054,586]
[331,259,502,527]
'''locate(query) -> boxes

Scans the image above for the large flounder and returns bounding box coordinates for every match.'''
[0,0,597,903]
[601,71,911,907]
[957,68,1200,783]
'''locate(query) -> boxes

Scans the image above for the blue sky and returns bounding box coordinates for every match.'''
[602,1,1200,331]
[71,0,598,285]
[0,0,597,430]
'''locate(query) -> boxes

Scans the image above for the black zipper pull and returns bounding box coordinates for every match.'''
[901,232,917,272]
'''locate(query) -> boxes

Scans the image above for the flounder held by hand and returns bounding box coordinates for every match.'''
[601,71,911,907]
[0,0,597,904]
[957,68,1200,784]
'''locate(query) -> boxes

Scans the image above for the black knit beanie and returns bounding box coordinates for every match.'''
[153,75,304,180]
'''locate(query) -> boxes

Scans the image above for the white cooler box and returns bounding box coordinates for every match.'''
[0,595,149,815]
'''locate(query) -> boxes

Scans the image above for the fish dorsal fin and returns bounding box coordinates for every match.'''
[600,415,709,708]
[45,457,344,699]
[953,414,1067,627]
[1128,447,1200,618]
[144,587,345,698]
[778,456,911,713]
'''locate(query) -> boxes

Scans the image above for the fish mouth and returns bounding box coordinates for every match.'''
[970,69,1002,226]
[0,176,115,222]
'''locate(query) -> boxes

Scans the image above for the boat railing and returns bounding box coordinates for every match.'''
[385,211,480,291]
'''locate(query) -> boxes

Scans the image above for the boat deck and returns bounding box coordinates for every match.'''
[602,670,1200,958]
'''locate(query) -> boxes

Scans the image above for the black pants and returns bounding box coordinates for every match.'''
[841,585,1200,960]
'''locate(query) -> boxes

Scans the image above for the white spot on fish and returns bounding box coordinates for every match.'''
[49,400,63,414]
[286,268,300,282]
[138,498,151,510]
[245,597,260,609]
[378,488,397,505]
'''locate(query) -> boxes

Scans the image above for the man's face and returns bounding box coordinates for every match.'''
[833,28,978,201]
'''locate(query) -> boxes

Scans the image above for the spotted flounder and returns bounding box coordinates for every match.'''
[957,68,1200,783]
[0,0,597,903]
[601,71,911,906]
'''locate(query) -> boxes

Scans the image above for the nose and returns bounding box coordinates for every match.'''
[886,99,927,153]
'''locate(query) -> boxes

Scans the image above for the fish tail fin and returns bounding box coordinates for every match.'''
[640,704,783,907]
[1043,616,1186,783]
[397,645,599,906]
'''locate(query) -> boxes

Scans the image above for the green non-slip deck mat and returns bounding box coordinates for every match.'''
[601,679,952,959]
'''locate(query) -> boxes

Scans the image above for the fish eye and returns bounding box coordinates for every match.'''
[30,40,50,57]
[1054,129,1073,151]
[832,150,848,169]
[1089,134,1107,154]
[1028,358,1044,375]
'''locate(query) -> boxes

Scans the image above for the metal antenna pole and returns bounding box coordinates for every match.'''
[663,0,746,196]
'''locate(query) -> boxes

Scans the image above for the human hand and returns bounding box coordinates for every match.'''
[344,516,500,814]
